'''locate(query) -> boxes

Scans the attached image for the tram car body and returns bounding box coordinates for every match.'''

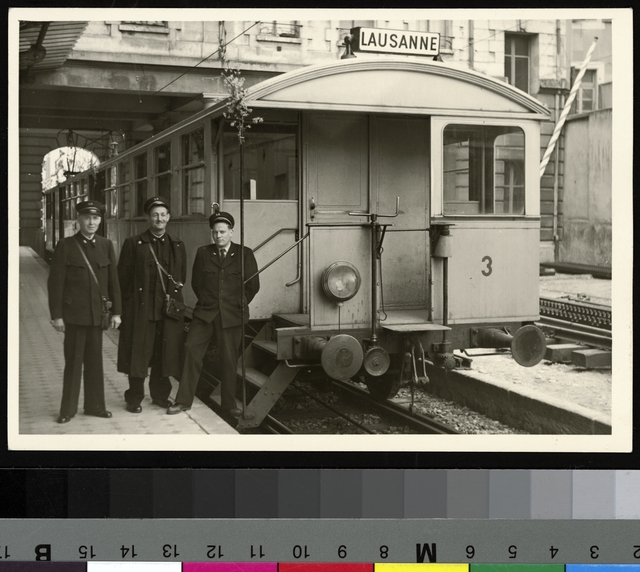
[42,58,550,428]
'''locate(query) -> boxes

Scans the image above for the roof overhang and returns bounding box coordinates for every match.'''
[19,21,88,73]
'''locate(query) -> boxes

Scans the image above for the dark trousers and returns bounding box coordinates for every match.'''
[124,320,172,407]
[176,314,242,410]
[60,324,105,417]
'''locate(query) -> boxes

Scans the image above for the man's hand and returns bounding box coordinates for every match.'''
[51,318,65,333]
[111,315,122,329]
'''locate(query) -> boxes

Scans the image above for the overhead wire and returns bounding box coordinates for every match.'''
[113,20,260,126]
[451,19,532,55]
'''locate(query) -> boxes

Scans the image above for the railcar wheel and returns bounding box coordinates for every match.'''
[363,358,402,401]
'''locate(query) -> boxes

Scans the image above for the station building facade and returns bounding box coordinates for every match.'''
[19,17,611,265]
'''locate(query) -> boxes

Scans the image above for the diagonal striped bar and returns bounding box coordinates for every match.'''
[539,37,598,178]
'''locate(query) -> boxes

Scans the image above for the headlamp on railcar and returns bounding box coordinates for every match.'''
[321,262,361,303]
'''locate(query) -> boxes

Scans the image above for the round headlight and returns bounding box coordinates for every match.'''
[321,261,361,303]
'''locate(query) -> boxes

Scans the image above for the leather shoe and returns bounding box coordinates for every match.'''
[126,404,142,414]
[85,409,112,418]
[152,398,173,408]
[57,415,72,424]
[167,403,190,415]
[228,407,242,418]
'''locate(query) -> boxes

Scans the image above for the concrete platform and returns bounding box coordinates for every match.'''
[539,272,611,306]
[430,271,613,434]
[18,247,237,436]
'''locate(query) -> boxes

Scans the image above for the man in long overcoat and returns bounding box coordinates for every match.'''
[48,200,122,424]
[117,196,187,413]
[168,211,259,417]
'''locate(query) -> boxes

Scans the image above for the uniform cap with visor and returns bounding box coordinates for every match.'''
[209,212,235,229]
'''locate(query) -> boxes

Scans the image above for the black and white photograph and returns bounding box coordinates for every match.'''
[8,8,632,451]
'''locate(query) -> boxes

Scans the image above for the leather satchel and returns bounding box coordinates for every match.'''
[148,243,188,321]
[164,296,187,320]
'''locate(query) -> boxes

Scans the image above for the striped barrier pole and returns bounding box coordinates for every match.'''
[540,37,598,179]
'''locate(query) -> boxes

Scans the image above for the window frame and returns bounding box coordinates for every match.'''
[220,117,300,203]
[504,33,531,94]
[60,177,88,220]
[431,117,540,219]
[179,125,207,217]
[133,152,149,218]
[570,63,604,114]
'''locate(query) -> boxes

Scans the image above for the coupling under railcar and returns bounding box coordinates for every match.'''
[42,58,550,429]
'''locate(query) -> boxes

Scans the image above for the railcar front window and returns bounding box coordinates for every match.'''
[442,124,525,216]
[181,129,205,216]
[223,122,298,201]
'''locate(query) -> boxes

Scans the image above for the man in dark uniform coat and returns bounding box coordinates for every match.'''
[117,196,187,413]
[168,212,259,417]
[48,200,122,424]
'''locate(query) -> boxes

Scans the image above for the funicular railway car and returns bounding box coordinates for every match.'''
[42,57,550,429]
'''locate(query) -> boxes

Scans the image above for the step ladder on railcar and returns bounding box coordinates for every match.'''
[209,314,306,430]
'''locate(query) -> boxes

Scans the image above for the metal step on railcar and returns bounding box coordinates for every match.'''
[209,319,299,430]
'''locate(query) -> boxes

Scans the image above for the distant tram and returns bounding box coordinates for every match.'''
[42,57,550,429]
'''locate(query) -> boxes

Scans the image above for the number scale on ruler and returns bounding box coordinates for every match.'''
[0,520,637,563]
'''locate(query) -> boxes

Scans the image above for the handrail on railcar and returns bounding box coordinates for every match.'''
[244,232,309,286]
[252,227,298,253]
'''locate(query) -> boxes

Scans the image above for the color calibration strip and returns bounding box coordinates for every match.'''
[7,470,640,519]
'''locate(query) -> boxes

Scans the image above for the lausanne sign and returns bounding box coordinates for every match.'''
[351,27,440,57]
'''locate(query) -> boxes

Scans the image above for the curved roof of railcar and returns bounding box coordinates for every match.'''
[243,57,551,119]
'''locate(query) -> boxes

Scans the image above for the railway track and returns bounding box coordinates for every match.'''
[261,377,461,435]
[540,296,611,329]
[538,297,612,350]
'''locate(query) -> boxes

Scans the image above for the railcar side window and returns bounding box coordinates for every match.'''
[105,165,117,219]
[181,129,205,215]
[155,142,172,200]
[134,153,148,217]
[443,124,525,216]
[223,121,298,201]
[119,160,131,219]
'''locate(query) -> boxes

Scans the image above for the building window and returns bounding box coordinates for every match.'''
[119,22,169,34]
[181,128,205,216]
[223,122,298,201]
[443,124,525,216]
[570,68,598,114]
[504,34,531,93]
[258,21,301,39]
[134,153,148,217]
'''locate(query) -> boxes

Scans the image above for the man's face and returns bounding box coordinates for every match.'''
[147,206,170,234]
[77,214,101,237]
[212,222,233,249]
